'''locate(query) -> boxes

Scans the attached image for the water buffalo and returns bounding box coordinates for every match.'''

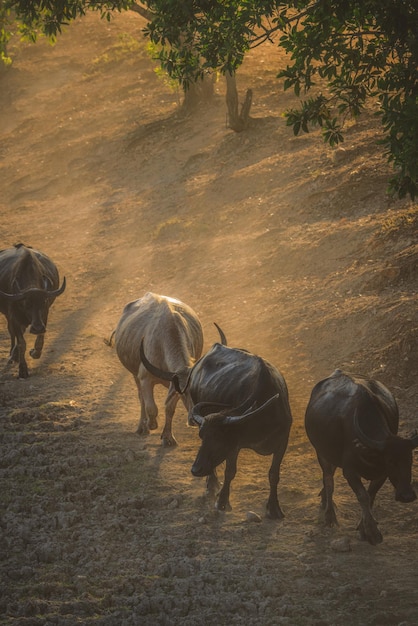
[140,340,293,518]
[0,243,66,378]
[305,369,418,544]
[110,292,203,446]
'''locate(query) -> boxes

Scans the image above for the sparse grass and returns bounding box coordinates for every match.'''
[146,42,180,92]
[90,32,147,69]
[153,216,192,239]
[379,205,417,240]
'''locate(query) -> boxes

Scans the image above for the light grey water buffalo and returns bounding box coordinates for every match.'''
[140,340,293,517]
[110,292,204,446]
[0,243,66,378]
[305,369,418,544]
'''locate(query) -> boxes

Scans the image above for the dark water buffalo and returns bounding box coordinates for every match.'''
[140,340,293,518]
[305,369,418,544]
[0,243,66,378]
[111,292,203,446]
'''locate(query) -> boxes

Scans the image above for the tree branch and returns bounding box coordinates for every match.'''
[129,2,153,21]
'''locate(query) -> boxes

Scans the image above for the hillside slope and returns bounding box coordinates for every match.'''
[0,11,417,626]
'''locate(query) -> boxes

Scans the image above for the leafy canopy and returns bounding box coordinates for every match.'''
[144,1,418,199]
[275,1,418,199]
[3,0,418,198]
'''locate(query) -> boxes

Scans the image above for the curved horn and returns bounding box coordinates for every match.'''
[140,338,175,381]
[0,277,66,301]
[213,322,227,346]
[0,289,26,301]
[353,407,389,451]
[190,411,205,427]
[223,393,280,425]
[192,401,233,420]
[48,276,66,297]
[176,366,195,395]
[139,338,183,393]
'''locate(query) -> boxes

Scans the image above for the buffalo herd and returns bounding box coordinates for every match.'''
[0,245,417,544]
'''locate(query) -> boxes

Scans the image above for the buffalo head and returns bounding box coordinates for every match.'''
[354,410,418,503]
[0,277,66,334]
[191,394,280,476]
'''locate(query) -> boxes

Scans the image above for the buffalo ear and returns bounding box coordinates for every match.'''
[190,411,205,427]
[353,438,368,451]
[190,401,232,426]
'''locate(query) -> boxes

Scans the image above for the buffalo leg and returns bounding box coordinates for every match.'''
[7,321,28,377]
[317,455,338,526]
[266,452,285,520]
[9,343,19,363]
[368,477,386,507]
[13,324,29,379]
[7,320,18,363]
[216,451,238,512]
[161,383,179,447]
[17,339,29,378]
[206,470,220,499]
[30,333,45,359]
[134,375,157,436]
[343,468,383,545]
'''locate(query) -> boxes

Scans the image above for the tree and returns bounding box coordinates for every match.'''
[0,1,135,70]
[4,1,418,198]
[143,1,271,128]
[275,1,418,199]
[143,0,418,199]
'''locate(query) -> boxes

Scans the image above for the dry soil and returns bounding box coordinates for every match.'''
[0,11,417,626]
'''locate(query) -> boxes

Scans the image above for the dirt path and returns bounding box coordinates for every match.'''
[1,11,417,626]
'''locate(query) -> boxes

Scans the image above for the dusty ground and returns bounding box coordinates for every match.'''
[0,11,417,626]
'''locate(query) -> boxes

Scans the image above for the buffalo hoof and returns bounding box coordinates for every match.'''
[215,499,232,512]
[320,506,338,527]
[266,505,284,520]
[18,367,29,379]
[357,520,383,545]
[161,435,178,447]
[136,423,150,436]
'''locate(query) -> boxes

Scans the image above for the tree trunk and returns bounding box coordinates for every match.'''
[182,74,215,111]
[225,71,252,132]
